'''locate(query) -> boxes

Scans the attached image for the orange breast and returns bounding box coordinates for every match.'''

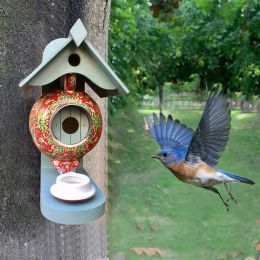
[166,161,215,183]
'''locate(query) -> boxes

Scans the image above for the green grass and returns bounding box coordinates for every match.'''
[108,105,260,260]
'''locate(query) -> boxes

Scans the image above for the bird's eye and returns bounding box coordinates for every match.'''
[162,152,168,157]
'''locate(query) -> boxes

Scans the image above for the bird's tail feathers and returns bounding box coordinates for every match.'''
[221,170,255,185]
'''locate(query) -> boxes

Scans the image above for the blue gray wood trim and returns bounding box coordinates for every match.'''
[18,19,129,97]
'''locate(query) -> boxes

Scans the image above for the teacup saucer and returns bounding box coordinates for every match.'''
[50,172,96,202]
[50,184,95,202]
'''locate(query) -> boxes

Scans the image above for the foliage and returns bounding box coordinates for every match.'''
[109,0,176,111]
[170,0,260,96]
[109,0,260,108]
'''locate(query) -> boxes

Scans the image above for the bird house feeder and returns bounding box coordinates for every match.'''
[19,19,129,224]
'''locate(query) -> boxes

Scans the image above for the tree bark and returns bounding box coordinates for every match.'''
[0,1,110,259]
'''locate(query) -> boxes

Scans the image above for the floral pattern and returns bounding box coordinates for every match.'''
[50,158,80,174]
[29,90,102,174]
[64,73,76,91]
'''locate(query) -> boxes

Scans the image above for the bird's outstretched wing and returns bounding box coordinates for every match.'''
[185,88,231,166]
[146,113,193,149]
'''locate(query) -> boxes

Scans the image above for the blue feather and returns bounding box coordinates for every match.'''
[166,115,174,139]
[219,170,255,185]
[160,113,167,139]
[146,113,193,150]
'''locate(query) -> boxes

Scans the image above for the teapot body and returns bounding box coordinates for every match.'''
[29,90,102,173]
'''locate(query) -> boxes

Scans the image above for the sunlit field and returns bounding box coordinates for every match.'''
[108,105,260,260]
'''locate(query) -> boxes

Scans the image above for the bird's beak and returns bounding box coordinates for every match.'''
[150,154,161,159]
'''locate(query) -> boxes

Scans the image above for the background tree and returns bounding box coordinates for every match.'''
[109,0,176,111]
[109,0,260,111]
[169,0,260,96]
[0,1,110,259]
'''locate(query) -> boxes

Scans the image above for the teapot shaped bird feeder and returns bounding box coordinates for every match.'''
[19,19,129,224]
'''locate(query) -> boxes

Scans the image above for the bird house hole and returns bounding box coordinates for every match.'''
[62,117,79,134]
[68,54,80,66]
[51,105,90,145]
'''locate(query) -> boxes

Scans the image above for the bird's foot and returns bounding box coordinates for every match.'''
[203,186,231,212]
[224,200,230,212]
[225,183,237,204]
[226,194,237,204]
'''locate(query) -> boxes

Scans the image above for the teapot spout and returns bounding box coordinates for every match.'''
[51,158,80,174]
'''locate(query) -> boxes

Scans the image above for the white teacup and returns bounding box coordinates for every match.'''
[50,172,95,202]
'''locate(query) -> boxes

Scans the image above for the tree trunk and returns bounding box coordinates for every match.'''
[0,1,110,259]
[159,84,164,113]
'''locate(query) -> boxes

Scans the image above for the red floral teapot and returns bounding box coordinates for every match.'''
[29,74,102,174]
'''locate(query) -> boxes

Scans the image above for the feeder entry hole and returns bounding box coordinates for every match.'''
[68,54,80,66]
[62,117,79,134]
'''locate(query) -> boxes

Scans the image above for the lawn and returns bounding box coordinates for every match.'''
[108,105,260,260]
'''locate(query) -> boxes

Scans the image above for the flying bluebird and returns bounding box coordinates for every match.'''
[146,88,255,211]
